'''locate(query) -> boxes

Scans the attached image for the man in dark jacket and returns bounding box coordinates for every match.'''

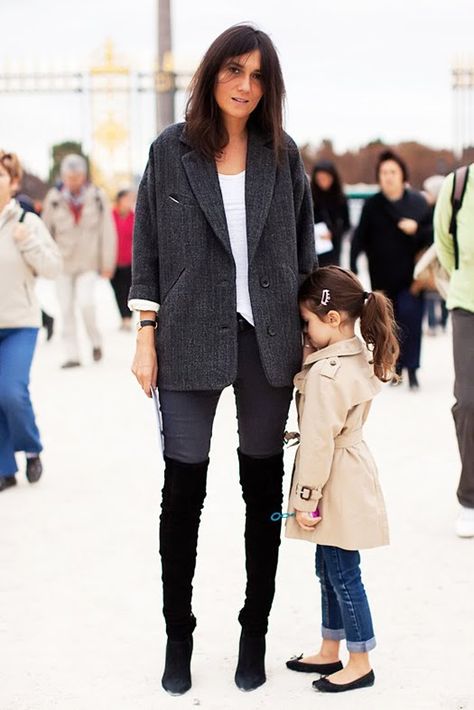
[351,150,433,389]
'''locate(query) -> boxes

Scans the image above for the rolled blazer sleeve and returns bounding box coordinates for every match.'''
[434,173,455,275]
[129,144,160,304]
[290,364,347,512]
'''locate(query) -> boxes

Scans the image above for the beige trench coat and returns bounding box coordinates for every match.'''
[42,184,116,275]
[285,336,389,550]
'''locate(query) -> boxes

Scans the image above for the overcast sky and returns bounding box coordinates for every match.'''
[1,0,474,179]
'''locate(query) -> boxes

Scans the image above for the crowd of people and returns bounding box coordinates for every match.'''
[0,150,135,491]
[0,21,473,700]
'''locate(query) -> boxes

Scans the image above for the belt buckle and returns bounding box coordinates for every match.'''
[299,486,312,501]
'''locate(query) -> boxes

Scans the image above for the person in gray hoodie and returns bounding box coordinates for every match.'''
[0,150,62,492]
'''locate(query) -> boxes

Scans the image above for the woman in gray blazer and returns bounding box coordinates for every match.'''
[130,24,316,696]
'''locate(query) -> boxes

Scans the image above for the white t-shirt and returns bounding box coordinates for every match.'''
[218,170,254,326]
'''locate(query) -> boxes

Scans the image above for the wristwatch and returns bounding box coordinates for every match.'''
[137,319,157,331]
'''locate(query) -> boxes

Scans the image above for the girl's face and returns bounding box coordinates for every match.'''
[315,171,334,191]
[300,304,335,350]
[300,303,350,349]
[0,164,17,204]
[213,50,264,124]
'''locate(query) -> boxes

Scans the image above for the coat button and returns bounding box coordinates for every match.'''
[330,359,337,366]
[267,326,276,336]
[260,277,270,288]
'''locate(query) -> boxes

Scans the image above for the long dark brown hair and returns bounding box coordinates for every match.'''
[185,24,285,160]
[299,266,400,382]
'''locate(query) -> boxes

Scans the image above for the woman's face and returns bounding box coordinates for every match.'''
[314,171,334,191]
[213,50,264,124]
[378,160,404,195]
[0,164,17,203]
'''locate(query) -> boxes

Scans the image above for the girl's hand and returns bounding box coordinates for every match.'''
[295,510,322,531]
[131,331,158,398]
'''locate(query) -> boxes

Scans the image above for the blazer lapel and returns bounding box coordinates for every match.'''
[245,130,276,263]
[181,149,232,256]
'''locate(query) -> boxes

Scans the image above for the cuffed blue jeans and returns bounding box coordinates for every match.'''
[0,328,42,476]
[316,545,376,653]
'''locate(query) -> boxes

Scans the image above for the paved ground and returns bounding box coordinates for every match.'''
[1,280,473,710]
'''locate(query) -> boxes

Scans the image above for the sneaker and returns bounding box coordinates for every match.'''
[455,506,474,538]
[26,455,43,484]
[0,475,17,492]
[92,347,103,362]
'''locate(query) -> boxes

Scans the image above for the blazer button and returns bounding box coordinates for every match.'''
[260,277,270,288]
[267,326,276,336]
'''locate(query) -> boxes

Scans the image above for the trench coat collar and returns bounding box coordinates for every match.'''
[180,124,276,262]
[302,336,364,368]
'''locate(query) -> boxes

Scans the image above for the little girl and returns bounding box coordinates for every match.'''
[285,265,399,694]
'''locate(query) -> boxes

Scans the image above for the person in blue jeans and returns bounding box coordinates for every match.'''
[0,150,61,492]
[284,267,398,693]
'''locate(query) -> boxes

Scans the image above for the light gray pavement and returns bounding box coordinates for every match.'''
[1,280,473,710]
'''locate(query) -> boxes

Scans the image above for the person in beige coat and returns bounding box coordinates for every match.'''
[42,154,116,368]
[283,266,399,694]
[0,151,62,492]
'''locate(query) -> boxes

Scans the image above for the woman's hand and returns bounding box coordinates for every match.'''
[132,328,158,397]
[295,510,322,531]
[398,218,418,236]
[13,223,30,242]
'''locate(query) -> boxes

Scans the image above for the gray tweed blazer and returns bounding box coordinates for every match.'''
[130,122,316,390]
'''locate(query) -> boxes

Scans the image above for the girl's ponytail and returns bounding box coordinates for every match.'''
[360,291,400,382]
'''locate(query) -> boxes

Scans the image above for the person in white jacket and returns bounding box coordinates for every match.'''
[42,154,116,368]
[0,151,62,492]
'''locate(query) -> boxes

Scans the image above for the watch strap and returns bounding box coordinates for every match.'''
[137,319,157,331]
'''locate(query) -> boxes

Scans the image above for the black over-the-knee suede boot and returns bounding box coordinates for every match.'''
[159,456,208,695]
[235,449,284,691]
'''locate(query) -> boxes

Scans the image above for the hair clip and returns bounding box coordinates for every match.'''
[320,288,331,306]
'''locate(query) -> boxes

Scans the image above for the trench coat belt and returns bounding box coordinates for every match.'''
[333,429,363,449]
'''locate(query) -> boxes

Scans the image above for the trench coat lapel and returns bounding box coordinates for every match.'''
[181,148,232,256]
[245,130,276,263]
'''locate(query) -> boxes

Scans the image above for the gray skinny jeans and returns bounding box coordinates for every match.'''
[158,321,294,463]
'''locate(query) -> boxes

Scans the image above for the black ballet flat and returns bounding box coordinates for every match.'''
[312,669,375,693]
[286,654,343,674]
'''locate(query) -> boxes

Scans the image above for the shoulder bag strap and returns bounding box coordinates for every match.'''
[450,165,470,270]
